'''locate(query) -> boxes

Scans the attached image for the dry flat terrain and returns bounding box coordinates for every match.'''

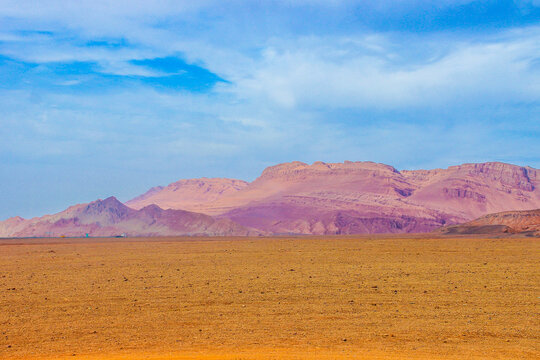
[0,236,538,359]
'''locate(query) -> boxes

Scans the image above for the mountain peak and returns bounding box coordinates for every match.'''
[87,196,126,210]
[126,177,249,211]
[141,203,163,211]
[4,216,24,223]
[102,196,122,204]
[447,162,537,192]
[139,204,165,217]
[257,160,399,181]
[76,196,133,224]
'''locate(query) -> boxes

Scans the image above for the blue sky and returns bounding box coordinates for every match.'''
[1,0,539,219]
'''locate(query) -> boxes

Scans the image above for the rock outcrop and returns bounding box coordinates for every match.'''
[438,209,540,236]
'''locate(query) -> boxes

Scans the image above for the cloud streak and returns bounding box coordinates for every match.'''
[229,29,540,110]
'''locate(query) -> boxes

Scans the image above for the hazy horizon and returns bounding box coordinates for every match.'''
[2,159,538,221]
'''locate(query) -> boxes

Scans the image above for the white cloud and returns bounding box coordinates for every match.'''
[3,1,538,111]
[222,29,540,110]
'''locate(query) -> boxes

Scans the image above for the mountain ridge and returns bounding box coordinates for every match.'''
[126,161,539,235]
[2,161,539,237]
[0,196,256,237]
[125,178,248,211]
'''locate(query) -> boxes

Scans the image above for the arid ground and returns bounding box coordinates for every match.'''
[0,236,538,359]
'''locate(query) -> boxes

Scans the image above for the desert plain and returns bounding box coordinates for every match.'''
[0,235,538,360]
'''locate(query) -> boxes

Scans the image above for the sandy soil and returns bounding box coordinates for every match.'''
[0,236,538,359]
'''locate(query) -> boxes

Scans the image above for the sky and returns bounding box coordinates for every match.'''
[1,0,539,219]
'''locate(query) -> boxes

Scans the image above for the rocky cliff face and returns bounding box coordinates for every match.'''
[0,197,255,238]
[403,162,539,219]
[438,208,540,236]
[198,161,443,234]
[204,162,538,234]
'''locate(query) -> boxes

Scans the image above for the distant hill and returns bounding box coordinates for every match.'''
[438,209,540,236]
[126,178,248,211]
[125,161,540,235]
[0,197,255,238]
[2,161,539,237]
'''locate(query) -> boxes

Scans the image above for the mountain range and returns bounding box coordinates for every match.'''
[1,161,539,237]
